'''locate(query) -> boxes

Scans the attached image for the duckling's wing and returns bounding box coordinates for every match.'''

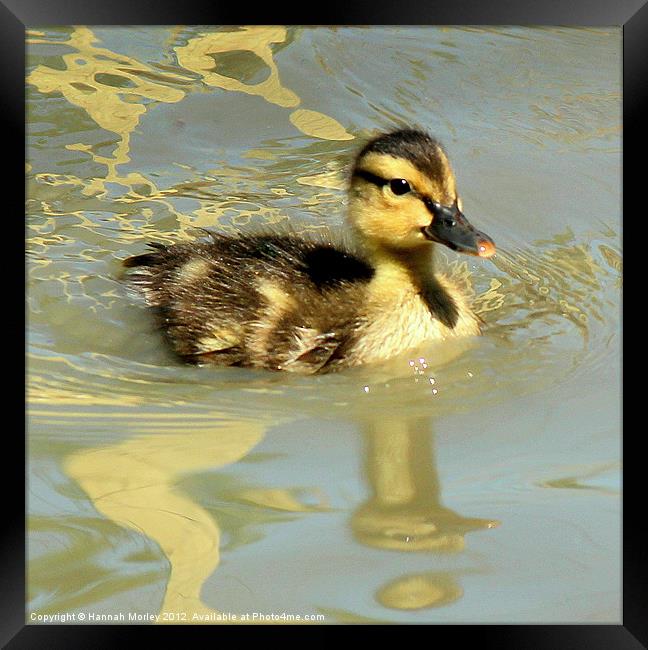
[279,329,345,374]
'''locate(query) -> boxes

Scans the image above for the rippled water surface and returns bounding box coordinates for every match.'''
[27,26,621,623]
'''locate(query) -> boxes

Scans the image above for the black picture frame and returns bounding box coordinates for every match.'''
[10,1,639,645]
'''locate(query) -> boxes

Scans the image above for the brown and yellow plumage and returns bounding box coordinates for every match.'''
[123,129,496,374]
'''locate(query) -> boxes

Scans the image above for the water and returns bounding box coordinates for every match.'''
[27,26,621,623]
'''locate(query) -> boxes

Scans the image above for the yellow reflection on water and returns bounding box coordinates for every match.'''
[27,25,355,251]
[27,27,185,199]
[296,169,346,190]
[351,416,497,613]
[353,417,498,554]
[289,109,353,141]
[57,407,498,621]
[376,572,463,610]
[175,27,353,141]
[64,416,269,620]
[175,27,299,108]
[231,488,330,513]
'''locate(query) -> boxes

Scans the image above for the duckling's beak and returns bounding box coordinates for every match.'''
[422,207,496,258]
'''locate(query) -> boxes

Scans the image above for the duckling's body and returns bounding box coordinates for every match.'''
[124,129,495,374]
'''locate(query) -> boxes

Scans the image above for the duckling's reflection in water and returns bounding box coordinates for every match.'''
[353,416,499,611]
[64,409,498,621]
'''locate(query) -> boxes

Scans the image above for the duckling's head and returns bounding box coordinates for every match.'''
[348,129,495,259]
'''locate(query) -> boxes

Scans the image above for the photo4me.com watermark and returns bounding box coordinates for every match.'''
[30,611,326,623]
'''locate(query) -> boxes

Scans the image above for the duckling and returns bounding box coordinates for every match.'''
[123,129,495,374]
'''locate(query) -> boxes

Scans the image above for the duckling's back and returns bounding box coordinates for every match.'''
[123,233,375,373]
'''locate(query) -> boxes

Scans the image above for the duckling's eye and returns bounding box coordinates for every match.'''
[389,178,411,195]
